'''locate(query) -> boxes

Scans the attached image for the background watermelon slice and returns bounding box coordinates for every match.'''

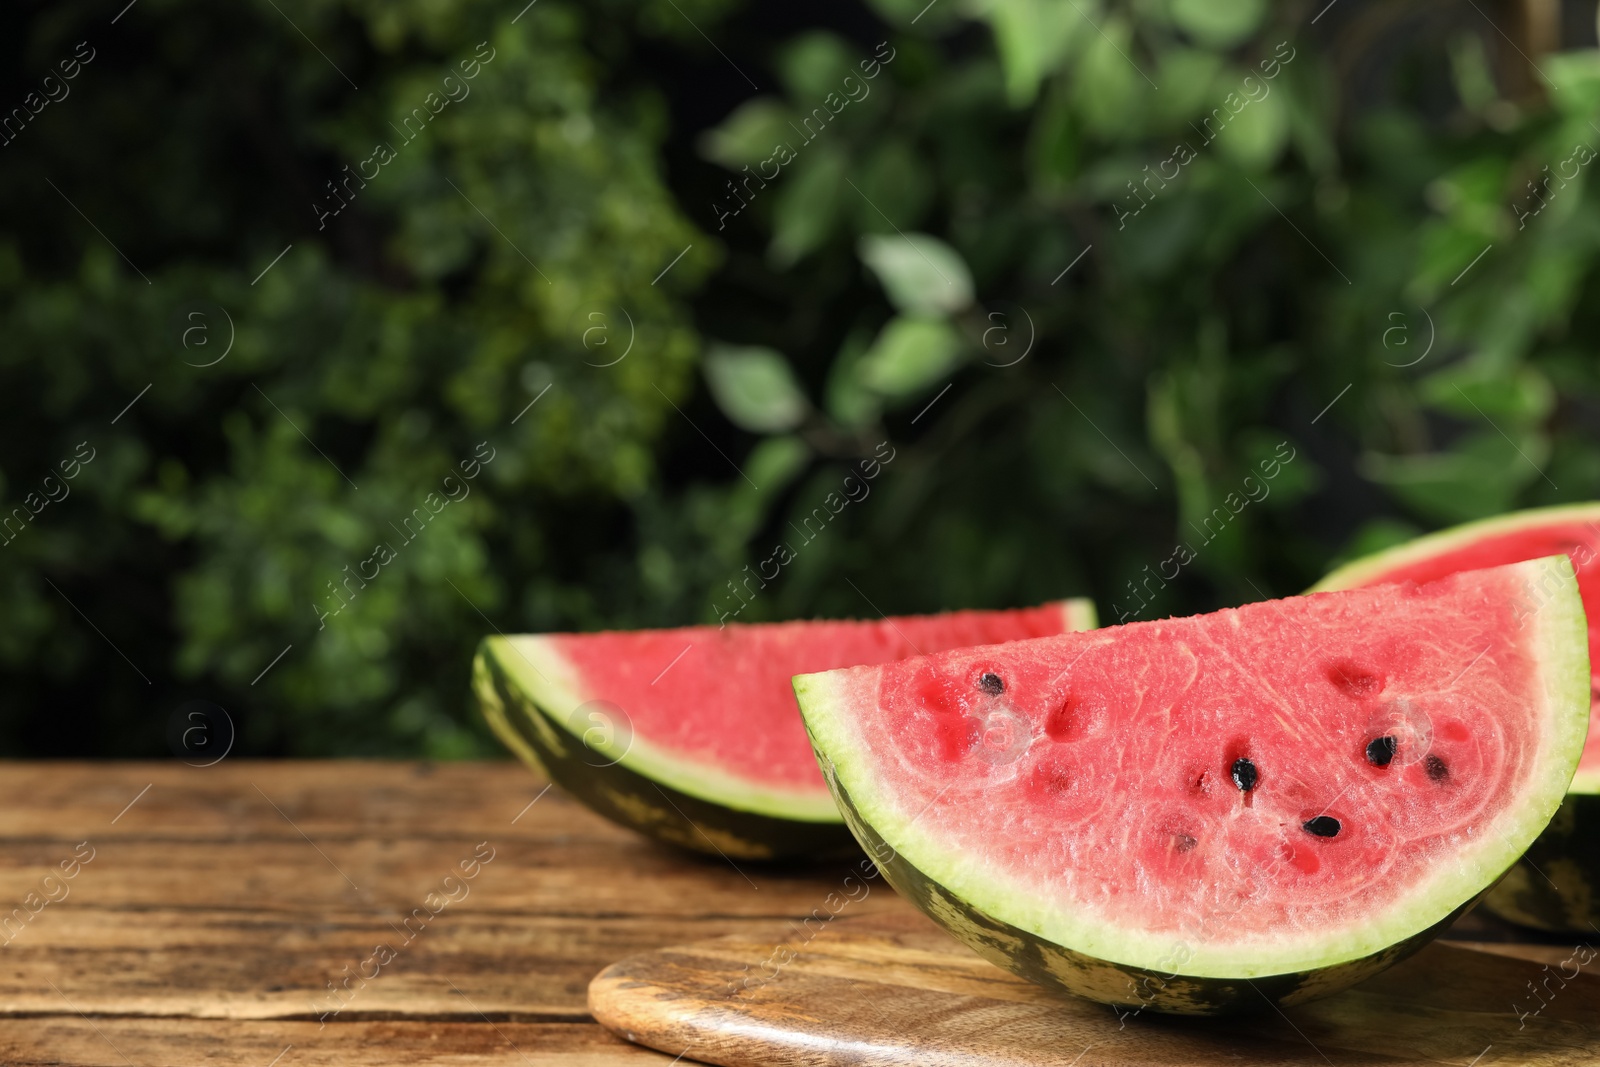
[1313,503,1600,932]
[473,599,1096,859]
[795,557,1588,1013]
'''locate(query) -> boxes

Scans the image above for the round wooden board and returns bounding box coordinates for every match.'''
[590,911,1599,1066]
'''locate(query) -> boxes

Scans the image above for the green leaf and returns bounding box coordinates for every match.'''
[1447,33,1499,114]
[1027,78,1083,188]
[776,31,857,102]
[858,233,974,314]
[1212,83,1290,169]
[1412,220,1498,298]
[1170,0,1266,48]
[743,435,813,495]
[824,326,883,428]
[1361,431,1549,524]
[703,345,810,433]
[770,148,847,267]
[857,315,966,398]
[1543,49,1600,115]
[1071,14,1144,137]
[1426,157,1509,221]
[982,0,1085,106]
[1420,364,1554,424]
[1281,66,1338,175]
[1152,48,1225,126]
[698,99,793,169]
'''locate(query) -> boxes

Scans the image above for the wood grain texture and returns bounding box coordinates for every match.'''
[0,761,909,1065]
[590,911,1600,1067]
[0,1019,659,1066]
[0,762,1580,1066]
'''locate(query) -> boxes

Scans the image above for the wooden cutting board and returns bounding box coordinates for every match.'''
[589,911,1598,1066]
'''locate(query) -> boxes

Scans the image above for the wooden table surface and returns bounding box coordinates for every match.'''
[0,761,1562,1067]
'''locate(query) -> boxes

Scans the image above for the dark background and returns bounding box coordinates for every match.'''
[3,0,1598,757]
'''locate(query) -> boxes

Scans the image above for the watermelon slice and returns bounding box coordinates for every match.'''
[1313,503,1600,932]
[794,557,1589,1014]
[473,600,1096,859]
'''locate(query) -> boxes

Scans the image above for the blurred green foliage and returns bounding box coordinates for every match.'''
[3,0,1600,756]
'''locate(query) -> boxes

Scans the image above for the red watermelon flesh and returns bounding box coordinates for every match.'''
[1313,505,1600,792]
[796,558,1589,981]
[488,601,1094,817]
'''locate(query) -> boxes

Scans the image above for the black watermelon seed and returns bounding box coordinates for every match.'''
[978,672,1004,695]
[1173,833,1197,853]
[1366,736,1397,767]
[1425,754,1449,782]
[1303,816,1341,838]
[1230,757,1259,792]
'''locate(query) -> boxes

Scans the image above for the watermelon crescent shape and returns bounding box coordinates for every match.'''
[473,600,1096,859]
[796,558,1588,1013]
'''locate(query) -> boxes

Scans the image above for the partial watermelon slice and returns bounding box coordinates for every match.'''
[473,600,1096,859]
[1312,503,1600,932]
[795,557,1588,1014]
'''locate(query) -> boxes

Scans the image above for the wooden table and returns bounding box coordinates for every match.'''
[0,761,1565,1067]
[0,761,920,1065]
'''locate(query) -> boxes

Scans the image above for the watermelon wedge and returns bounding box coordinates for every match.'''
[473,600,1096,859]
[1313,503,1600,932]
[794,557,1589,1014]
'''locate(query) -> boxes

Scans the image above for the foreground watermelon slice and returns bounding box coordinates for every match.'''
[473,600,1096,859]
[795,557,1588,1014]
[1313,503,1600,932]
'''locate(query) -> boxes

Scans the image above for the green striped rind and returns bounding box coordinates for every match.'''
[473,642,857,860]
[817,756,1479,1014]
[1482,793,1600,933]
[796,557,1590,1013]
[477,634,842,822]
